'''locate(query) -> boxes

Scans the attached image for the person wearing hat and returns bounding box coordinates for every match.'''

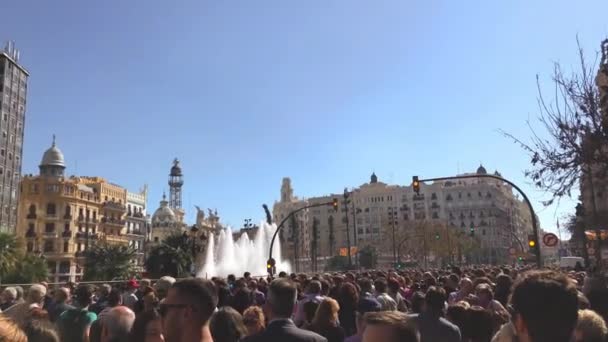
[344,296,383,342]
[122,279,139,310]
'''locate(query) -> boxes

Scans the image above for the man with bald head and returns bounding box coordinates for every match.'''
[448,278,474,305]
[101,306,136,342]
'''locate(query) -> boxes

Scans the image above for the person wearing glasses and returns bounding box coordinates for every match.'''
[160,279,218,342]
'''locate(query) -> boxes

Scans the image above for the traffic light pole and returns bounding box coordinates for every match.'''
[266,200,336,272]
[416,174,542,268]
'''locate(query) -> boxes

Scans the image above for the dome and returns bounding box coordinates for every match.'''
[152,194,176,226]
[370,172,378,184]
[476,164,487,175]
[40,136,65,168]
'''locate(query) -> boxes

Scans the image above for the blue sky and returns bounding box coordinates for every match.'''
[2,0,607,233]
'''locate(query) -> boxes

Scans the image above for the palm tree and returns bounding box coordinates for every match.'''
[0,232,21,280]
[83,243,137,281]
[145,233,192,279]
[4,254,48,284]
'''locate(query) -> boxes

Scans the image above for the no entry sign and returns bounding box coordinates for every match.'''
[543,233,559,247]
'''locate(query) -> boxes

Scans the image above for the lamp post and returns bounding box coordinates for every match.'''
[413,174,542,268]
[188,225,199,276]
[264,200,336,276]
[388,207,398,266]
[343,188,352,268]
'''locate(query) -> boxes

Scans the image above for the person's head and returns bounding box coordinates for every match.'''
[459,278,473,293]
[129,309,163,342]
[142,286,159,311]
[312,298,340,329]
[424,286,446,315]
[573,309,607,342]
[463,306,494,342]
[362,311,419,342]
[140,279,152,289]
[355,297,382,335]
[264,278,297,320]
[338,282,359,309]
[74,284,94,308]
[447,274,460,289]
[374,278,388,294]
[154,276,176,300]
[23,319,60,342]
[307,280,321,295]
[248,280,258,291]
[209,307,247,342]
[14,286,24,301]
[242,306,265,337]
[0,315,27,342]
[411,291,426,314]
[53,287,70,303]
[445,302,468,333]
[161,278,218,342]
[474,283,494,307]
[102,306,136,342]
[107,288,123,307]
[98,284,111,299]
[26,284,47,305]
[511,270,578,342]
[359,278,373,294]
[243,272,251,280]
[2,287,17,303]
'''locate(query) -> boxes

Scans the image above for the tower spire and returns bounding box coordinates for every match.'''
[168,158,184,210]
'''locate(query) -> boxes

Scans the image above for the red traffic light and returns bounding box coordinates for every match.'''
[412,176,420,194]
[332,198,339,211]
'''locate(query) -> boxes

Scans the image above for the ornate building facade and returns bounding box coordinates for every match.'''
[274,166,534,270]
[17,139,146,283]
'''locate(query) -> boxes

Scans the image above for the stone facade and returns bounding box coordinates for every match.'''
[274,166,533,270]
[17,139,142,283]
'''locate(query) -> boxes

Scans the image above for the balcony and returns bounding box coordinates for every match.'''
[26,213,36,219]
[63,213,73,220]
[43,231,58,238]
[61,230,72,238]
[75,232,99,240]
[45,213,59,220]
[126,229,146,237]
[74,251,86,258]
[103,201,127,212]
[25,230,37,238]
[101,217,125,227]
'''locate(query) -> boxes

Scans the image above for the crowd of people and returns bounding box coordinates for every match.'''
[0,265,606,342]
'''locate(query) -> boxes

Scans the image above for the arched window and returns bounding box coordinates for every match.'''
[26,242,33,252]
[28,204,36,215]
[43,240,54,252]
[46,203,56,216]
[63,241,69,253]
[64,205,71,218]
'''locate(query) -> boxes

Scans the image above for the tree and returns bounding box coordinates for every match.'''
[83,243,137,281]
[145,233,192,279]
[503,40,607,206]
[0,232,21,280]
[3,254,48,284]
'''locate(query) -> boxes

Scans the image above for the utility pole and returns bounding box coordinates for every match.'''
[351,204,360,268]
[343,188,352,268]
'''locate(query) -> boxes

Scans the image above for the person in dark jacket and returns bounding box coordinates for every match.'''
[242,278,327,342]
[231,279,253,314]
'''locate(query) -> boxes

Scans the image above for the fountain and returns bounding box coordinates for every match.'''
[197,221,291,278]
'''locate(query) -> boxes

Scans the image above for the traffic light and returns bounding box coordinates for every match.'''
[412,176,420,194]
[267,258,276,276]
[517,256,523,262]
[332,198,339,211]
[528,234,537,251]
[469,227,475,236]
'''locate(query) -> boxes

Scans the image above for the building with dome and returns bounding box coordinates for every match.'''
[16,138,147,283]
[274,165,535,271]
[150,192,186,243]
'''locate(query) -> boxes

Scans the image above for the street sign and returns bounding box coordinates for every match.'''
[543,233,559,247]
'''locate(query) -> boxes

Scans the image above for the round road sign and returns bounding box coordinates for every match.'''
[543,233,559,247]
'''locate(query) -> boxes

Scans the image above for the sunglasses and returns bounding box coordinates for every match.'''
[159,303,190,317]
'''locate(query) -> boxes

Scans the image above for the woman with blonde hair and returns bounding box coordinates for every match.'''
[311,298,345,342]
[0,315,27,342]
[242,306,265,337]
[573,309,607,342]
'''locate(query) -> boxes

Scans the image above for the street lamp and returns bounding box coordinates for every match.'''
[187,225,199,276]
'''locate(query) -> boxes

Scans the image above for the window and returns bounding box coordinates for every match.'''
[28,204,36,216]
[43,240,54,252]
[26,241,33,252]
[482,229,486,236]
[63,241,69,253]
[64,223,70,231]
[46,203,56,216]
[45,223,55,233]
